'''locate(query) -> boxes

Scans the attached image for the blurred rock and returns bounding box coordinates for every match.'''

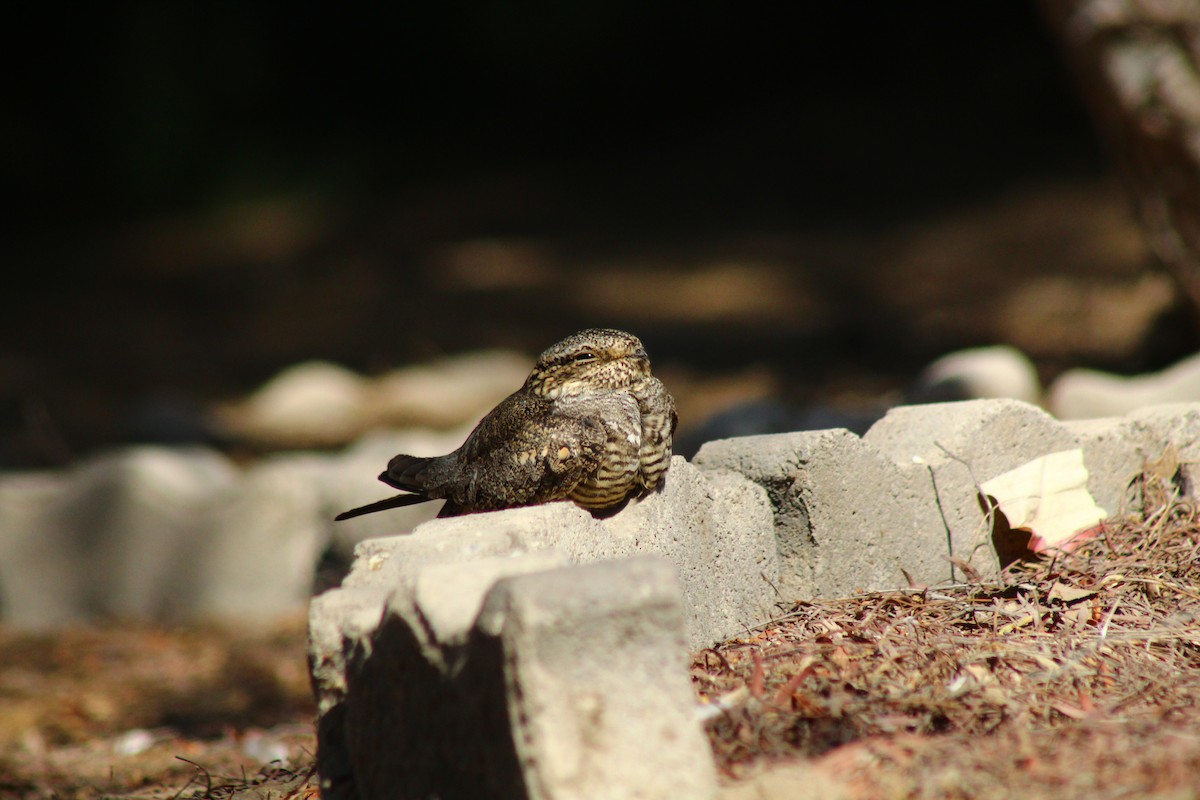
[907,345,1041,405]
[681,345,1042,458]
[366,349,530,430]
[217,361,368,449]
[189,452,330,620]
[0,428,466,628]
[1047,351,1200,419]
[0,447,237,627]
[215,351,530,450]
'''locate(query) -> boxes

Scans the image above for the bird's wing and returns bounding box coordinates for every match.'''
[451,400,608,510]
[524,413,608,499]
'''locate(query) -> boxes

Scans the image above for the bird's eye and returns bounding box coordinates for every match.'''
[573,351,596,363]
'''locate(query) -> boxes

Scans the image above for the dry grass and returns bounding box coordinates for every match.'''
[694,468,1200,797]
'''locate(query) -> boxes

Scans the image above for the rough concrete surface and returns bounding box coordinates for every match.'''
[311,555,717,800]
[476,558,717,800]
[862,399,1082,579]
[308,458,772,799]
[327,551,572,800]
[1065,402,1200,516]
[693,428,948,599]
[315,456,778,655]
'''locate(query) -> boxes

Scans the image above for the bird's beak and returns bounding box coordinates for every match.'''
[634,348,649,361]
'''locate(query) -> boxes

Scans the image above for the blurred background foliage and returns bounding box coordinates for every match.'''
[3,1,1190,465]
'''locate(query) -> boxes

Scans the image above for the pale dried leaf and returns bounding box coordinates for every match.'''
[981,449,1108,549]
[1146,444,1181,483]
[1047,582,1098,604]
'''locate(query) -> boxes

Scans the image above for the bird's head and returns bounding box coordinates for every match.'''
[528,328,652,398]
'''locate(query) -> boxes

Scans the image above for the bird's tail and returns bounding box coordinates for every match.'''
[379,453,439,492]
[334,492,432,521]
[333,453,447,521]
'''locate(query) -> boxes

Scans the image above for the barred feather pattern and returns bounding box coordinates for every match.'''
[335,328,677,521]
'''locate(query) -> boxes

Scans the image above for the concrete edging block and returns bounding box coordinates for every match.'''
[863,399,1079,579]
[694,427,948,598]
[311,554,717,800]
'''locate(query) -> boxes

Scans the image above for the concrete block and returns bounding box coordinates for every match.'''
[313,555,717,800]
[1127,403,1200,464]
[864,399,1079,579]
[693,428,948,600]
[307,522,560,719]
[373,457,779,648]
[1061,416,1150,517]
[0,447,238,626]
[309,459,770,799]
[188,453,331,621]
[1065,402,1200,513]
[476,557,717,800]
[215,351,530,448]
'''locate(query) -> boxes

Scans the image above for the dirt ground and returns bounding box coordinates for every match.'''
[2,465,1196,799]
[0,618,316,800]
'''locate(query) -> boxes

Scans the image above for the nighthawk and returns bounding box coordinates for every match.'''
[335,328,677,520]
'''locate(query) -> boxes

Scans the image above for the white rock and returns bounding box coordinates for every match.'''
[219,361,368,447]
[367,349,531,429]
[910,345,1041,404]
[1048,351,1200,419]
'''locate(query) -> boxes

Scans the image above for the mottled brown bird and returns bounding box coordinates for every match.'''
[335,328,677,520]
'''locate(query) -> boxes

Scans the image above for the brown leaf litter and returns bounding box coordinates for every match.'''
[694,464,1200,798]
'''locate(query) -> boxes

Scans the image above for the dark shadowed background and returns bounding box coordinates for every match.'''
[4,1,1190,467]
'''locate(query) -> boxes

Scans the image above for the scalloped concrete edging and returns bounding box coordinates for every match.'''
[0,400,1195,797]
[309,400,1199,799]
